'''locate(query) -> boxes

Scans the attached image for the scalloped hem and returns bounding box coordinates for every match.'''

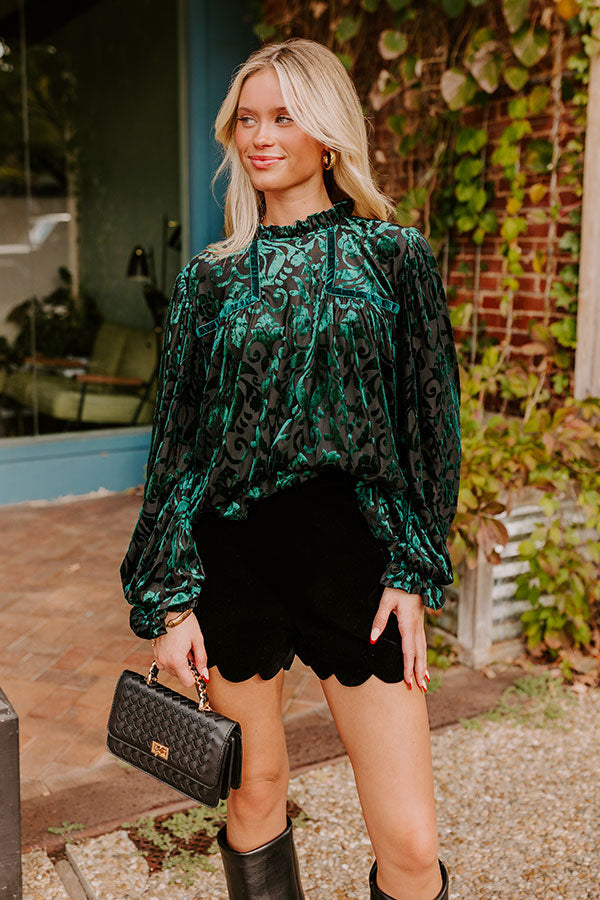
[294,648,405,688]
[206,649,295,684]
[205,649,405,688]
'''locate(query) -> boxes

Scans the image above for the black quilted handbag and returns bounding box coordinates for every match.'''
[106,658,242,807]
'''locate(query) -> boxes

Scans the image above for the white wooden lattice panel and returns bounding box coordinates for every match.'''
[433,492,594,667]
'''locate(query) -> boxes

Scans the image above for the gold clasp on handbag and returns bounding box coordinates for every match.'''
[151,740,169,760]
[146,658,212,711]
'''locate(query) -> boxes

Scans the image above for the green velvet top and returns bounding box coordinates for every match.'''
[120,197,462,640]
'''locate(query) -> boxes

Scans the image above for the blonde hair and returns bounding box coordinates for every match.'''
[204,37,398,259]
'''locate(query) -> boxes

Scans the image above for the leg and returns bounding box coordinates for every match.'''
[205,664,290,851]
[320,674,443,900]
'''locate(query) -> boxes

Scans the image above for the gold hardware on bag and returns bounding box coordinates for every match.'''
[146,659,212,711]
[151,740,169,760]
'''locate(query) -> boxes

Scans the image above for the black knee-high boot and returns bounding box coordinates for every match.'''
[216,814,305,899]
[369,857,449,900]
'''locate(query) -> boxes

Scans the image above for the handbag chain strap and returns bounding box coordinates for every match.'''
[146,658,212,711]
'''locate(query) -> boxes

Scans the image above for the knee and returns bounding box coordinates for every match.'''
[229,766,289,820]
[379,824,439,873]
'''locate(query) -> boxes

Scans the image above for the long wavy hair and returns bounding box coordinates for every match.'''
[204,37,398,259]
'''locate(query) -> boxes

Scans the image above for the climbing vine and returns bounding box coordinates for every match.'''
[251,0,600,671]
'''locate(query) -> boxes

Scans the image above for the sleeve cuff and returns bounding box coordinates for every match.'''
[379,566,447,610]
[129,593,202,641]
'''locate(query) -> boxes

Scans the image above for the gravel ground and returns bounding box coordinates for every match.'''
[21,849,69,900]
[22,680,600,900]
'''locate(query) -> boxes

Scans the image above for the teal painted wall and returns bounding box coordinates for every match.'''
[187,0,259,255]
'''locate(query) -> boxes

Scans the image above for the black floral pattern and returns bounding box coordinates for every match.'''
[120,198,462,640]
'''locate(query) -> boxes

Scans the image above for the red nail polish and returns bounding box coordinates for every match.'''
[407,681,412,690]
[425,673,431,683]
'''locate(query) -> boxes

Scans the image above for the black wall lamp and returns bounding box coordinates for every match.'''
[125,215,182,420]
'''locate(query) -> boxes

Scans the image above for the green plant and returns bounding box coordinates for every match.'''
[121,799,309,887]
[459,671,576,730]
[425,632,457,671]
[6,266,102,365]
[47,820,85,843]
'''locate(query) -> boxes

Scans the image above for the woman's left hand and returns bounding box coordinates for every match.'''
[370,587,429,691]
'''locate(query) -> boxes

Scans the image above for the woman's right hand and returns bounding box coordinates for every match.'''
[152,610,210,688]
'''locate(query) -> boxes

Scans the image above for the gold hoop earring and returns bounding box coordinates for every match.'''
[322,149,337,170]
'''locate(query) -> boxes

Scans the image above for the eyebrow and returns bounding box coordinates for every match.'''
[236,105,289,113]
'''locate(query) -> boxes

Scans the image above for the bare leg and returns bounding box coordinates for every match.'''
[320,674,443,900]
[205,665,290,851]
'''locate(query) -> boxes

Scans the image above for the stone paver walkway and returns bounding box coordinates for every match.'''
[0,489,330,804]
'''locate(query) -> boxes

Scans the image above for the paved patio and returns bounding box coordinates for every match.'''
[0,488,331,804]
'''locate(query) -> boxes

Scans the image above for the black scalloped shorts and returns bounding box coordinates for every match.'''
[191,469,405,686]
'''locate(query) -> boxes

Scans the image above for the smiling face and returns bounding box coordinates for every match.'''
[235,67,328,203]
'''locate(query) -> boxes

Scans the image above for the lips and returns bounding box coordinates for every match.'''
[249,155,284,170]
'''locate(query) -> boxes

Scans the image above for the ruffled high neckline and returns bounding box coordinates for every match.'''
[256,197,355,238]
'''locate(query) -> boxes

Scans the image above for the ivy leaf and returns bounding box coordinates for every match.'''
[456,182,475,202]
[559,230,580,255]
[528,84,550,114]
[454,156,483,180]
[506,195,522,216]
[528,183,547,203]
[440,68,478,110]
[508,96,528,119]
[456,213,477,232]
[379,29,408,59]
[503,0,529,33]
[400,55,420,83]
[510,24,550,67]
[465,26,497,56]
[532,250,546,274]
[455,126,487,154]
[556,0,580,20]
[479,209,499,232]
[442,0,467,16]
[469,187,488,214]
[557,264,578,285]
[387,113,407,134]
[524,138,553,173]
[336,15,362,43]
[469,43,502,93]
[491,143,518,168]
[500,216,527,241]
[336,52,353,70]
[253,22,276,41]
[529,208,548,224]
[519,538,538,558]
[504,65,529,91]
[549,316,577,348]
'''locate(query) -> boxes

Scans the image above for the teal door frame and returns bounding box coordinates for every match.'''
[186,0,258,255]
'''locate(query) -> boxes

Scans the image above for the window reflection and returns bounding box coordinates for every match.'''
[0,1,182,438]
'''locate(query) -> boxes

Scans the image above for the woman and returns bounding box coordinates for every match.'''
[120,37,461,900]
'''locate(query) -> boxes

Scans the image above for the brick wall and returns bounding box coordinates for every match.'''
[370,15,585,353]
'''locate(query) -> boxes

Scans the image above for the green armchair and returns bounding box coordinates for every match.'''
[3,320,158,428]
